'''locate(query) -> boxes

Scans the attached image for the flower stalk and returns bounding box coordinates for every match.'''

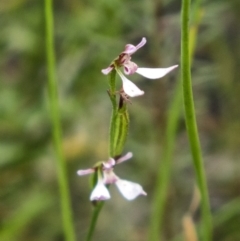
[108,69,118,157]
[80,37,177,241]
[108,70,129,157]
[84,70,132,241]
[149,1,204,241]
[44,0,75,240]
[181,0,212,240]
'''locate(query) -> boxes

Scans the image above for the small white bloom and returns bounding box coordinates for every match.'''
[115,179,147,201]
[77,152,146,201]
[102,37,178,97]
[90,177,111,201]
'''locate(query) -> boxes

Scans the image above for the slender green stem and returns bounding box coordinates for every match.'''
[44,1,76,241]
[85,202,105,241]
[148,2,202,240]
[113,102,129,156]
[108,70,118,157]
[85,70,119,241]
[181,0,212,240]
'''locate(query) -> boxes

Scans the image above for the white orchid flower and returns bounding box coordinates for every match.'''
[102,37,178,97]
[90,176,111,201]
[77,152,146,201]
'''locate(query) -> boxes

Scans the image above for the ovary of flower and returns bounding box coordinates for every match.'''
[102,37,178,97]
[77,152,147,201]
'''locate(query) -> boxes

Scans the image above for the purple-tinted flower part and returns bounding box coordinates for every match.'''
[77,152,147,201]
[101,37,178,98]
[122,37,147,55]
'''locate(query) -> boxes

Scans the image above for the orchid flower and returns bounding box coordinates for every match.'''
[77,152,147,201]
[102,37,178,97]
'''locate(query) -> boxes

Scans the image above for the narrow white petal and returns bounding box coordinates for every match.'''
[90,180,111,201]
[101,66,113,75]
[116,69,144,97]
[77,168,95,176]
[136,65,178,79]
[116,152,133,165]
[115,179,147,201]
[122,79,144,97]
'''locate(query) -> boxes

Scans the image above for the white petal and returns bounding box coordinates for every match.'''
[77,168,95,176]
[136,65,178,79]
[116,152,133,165]
[116,69,144,97]
[101,66,113,75]
[115,179,147,201]
[90,180,111,201]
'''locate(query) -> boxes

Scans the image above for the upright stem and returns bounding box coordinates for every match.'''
[108,70,118,157]
[85,202,105,241]
[44,1,76,241]
[181,0,212,240]
[85,70,118,241]
[148,2,203,240]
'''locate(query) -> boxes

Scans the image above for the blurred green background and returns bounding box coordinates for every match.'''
[0,0,240,240]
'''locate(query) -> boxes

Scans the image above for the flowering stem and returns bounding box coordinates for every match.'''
[149,2,202,241]
[44,1,76,241]
[85,202,104,241]
[85,69,130,241]
[113,103,129,156]
[108,69,118,157]
[108,70,129,157]
[85,71,117,241]
[181,0,212,240]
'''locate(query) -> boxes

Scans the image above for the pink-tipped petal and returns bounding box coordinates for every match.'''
[101,66,114,75]
[115,179,147,201]
[90,179,111,201]
[116,152,133,165]
[136,65,178,79]
[77,168,95,176]
[122,37,147,55]
[116,69,144,97]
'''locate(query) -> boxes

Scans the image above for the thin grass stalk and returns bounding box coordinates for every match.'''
[181,0,212,240]
[44,1,76,240]
[148,2,202,240]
